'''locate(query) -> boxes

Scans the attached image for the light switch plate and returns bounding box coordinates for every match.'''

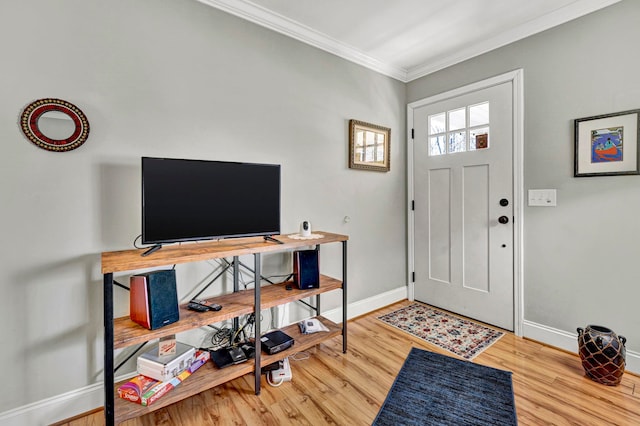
[528,189,557,206]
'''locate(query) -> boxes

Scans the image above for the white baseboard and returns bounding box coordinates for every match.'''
[0,381,103,426]
[523,320,640,374]
[0,285,409,425]
[322,285,408,324]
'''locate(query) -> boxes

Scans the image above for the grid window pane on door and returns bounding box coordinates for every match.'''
[427,101,490,155]
[429,113,446,156]
[448,108,466,153]
[449,131,466,153]
[469,102,490,151]
[448,108,466,130]
[470,126,490,151]
[469,102,489,126]
[430,135,446,155]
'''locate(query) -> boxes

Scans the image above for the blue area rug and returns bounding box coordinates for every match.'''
[373,347,517,425]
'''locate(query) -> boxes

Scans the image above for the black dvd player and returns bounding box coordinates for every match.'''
[260,330,294,355]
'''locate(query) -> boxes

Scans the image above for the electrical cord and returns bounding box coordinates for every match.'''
[289,351,310,362]
[231,313,256,345]
[266,372,285,387]
[197,324,233,350]
[209,327,232,349]
[132,234,175,269]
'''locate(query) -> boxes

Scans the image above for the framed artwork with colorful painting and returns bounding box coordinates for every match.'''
[574,109,639,177]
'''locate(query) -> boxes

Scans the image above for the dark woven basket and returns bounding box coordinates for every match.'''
[577,325,626,386]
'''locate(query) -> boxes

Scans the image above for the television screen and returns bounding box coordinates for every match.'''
[142,157,281,245]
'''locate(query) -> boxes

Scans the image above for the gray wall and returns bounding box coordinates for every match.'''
[408,0,640,352]
[0,0,406,415]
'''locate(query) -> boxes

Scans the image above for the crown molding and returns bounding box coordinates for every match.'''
[197,0,621,83]
[406,0,622,81]
[196,0,408,81]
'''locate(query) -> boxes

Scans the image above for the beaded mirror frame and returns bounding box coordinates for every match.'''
[20,98,90,152]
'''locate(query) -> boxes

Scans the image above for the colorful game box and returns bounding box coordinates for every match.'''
[118,350,210,406]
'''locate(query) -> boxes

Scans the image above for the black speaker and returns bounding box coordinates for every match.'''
[130,269,179,330]
[293,249,319,289]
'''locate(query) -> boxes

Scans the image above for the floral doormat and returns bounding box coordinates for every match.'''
[377,303,504,360]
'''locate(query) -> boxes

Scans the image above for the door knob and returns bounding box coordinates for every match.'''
[498,216,509,224]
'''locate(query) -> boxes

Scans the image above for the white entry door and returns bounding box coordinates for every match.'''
[412,79,514,331]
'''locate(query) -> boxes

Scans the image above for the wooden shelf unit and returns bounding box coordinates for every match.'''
[114,317,341,423]
[101,232,348,425]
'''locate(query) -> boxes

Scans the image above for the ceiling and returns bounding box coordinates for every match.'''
[196,0,620,82]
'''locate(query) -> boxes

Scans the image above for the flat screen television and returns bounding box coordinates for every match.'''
[142,157,281,245]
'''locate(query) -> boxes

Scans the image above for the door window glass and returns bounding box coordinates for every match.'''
[469,102,489,127]
[430,135,446,156]
[448,108,466,131]
[427,102,490,155]
[449,131,466,153]
[429,113,446,134]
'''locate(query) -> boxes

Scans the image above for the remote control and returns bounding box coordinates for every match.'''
[208,303,222,311]
[187,299,222,312]
[187,301,210,312]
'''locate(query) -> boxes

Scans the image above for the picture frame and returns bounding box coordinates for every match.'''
[574,109,640,177]
[349,119,390,172]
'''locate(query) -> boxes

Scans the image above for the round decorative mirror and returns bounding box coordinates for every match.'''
[20,98,90,152]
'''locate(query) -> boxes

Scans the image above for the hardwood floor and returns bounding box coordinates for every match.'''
[59,300,640,425]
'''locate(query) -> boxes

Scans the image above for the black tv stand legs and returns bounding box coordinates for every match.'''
[141,244,162,256]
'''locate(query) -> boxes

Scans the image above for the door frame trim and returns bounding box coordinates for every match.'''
[406,69,524,336]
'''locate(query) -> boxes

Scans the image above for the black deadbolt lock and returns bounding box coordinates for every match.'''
[499,198,509,207]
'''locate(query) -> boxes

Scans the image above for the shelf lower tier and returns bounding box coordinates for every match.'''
[113,316,342,424]
[113,275,342,349]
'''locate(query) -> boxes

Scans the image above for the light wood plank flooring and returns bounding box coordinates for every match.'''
[57,300,640,425]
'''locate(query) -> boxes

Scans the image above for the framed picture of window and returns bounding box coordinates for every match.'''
[574,109,640,177]
[349,119,391,172]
